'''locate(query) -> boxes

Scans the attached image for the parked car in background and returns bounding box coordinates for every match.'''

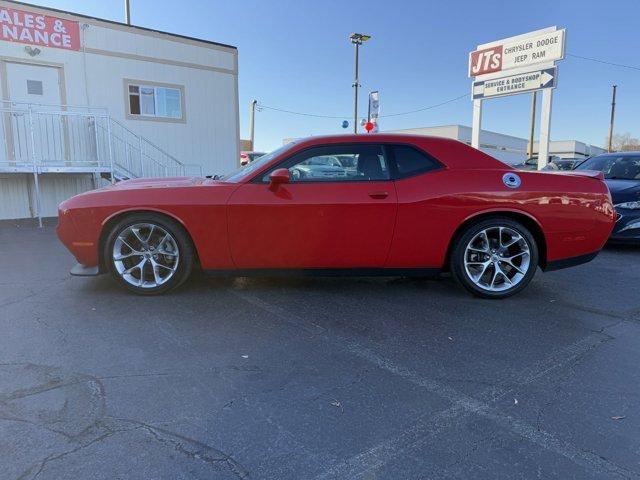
[290,155,347,180]
[541,158,584,171]
[575,152,640,243]
[57,134,615,299]
[240,151,266,166]
[515,156,562,171]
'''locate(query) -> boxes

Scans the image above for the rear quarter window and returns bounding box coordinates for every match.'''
[392,145,442,178]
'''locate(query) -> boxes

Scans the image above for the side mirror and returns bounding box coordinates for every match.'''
[269,168,290,188]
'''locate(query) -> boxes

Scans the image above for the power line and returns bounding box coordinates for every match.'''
[257,92,469,120]
[256,104,345,119]
[567,53,640,71]
[380,93,469,118]
[256,53,638,121]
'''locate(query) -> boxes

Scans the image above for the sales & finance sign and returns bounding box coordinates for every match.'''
[0,6,80,51]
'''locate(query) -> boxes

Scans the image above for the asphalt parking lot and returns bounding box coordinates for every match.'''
[1,224,639,480]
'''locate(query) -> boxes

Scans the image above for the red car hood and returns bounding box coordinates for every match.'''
[104,177,203,190]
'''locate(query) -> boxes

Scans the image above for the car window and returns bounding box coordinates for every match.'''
[222,143,296,182]
[392,145,442,178]
[263,144,390,182]
[576,155,640,180]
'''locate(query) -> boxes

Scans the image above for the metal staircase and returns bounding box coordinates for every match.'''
[0,101,202,180]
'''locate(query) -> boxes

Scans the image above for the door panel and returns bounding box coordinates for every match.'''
[227,181,398,269]
[5,63,66,164]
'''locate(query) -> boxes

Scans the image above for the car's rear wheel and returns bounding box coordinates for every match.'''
[450,217,538,299]
[104,213,194,295]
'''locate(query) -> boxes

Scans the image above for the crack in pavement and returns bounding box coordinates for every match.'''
[116,418,250,479]
[1,363,250,480]
[17,424,138,480]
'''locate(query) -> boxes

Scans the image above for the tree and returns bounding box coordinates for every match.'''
[607,133,640,152]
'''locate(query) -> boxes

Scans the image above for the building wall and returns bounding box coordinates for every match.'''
[0,0,240,220]
[0,173,95,219]
[0,0,239,176]
[390,125,605,165]
[390,125,529,165]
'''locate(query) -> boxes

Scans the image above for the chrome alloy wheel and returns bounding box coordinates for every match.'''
[112,223,180,289]
[463,226,531,292]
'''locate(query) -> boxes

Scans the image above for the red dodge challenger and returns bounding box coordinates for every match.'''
[57,134,615,299]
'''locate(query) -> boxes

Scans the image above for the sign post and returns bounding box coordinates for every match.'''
[468,27,565,169]
[368,91,380,133]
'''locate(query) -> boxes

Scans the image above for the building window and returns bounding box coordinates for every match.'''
[127,83,183,120]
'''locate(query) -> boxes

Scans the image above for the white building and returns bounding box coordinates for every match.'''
[390,125,605,165]
[0,0,239,223]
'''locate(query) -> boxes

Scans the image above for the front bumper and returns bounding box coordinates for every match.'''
[609,208,640,243]
[70,263,101,276]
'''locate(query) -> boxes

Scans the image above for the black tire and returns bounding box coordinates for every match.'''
[450,217,539,299]
[104,213,194,295]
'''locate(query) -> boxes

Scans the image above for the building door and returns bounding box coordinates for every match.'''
[5,62,65,165]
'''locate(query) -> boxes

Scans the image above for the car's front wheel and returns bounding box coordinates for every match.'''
[450,217,539,299]
[104,213,194,295]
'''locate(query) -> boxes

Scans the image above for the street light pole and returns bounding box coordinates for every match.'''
[607,84,617,153]
[349,33,371,134]
[124,0,131,24]
[353,42,359,134]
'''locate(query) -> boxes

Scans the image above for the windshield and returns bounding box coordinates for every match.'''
[575,154,640,180]
[221,143,297,182]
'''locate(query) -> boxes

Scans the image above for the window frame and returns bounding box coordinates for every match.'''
[251,142,445,184]
[252,143,394,184]
[123,79,186,123]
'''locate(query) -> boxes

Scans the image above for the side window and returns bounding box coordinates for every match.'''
[264,145,390,182]
[127,82,184,120]
[392,145,441,178]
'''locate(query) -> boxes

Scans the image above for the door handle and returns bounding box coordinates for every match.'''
[368,191,389,199]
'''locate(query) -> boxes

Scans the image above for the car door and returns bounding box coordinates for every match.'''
[227,143,398,269]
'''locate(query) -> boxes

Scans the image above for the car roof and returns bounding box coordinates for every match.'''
[283,134,509,171]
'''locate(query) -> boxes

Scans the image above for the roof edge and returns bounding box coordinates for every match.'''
[3,0,237,51]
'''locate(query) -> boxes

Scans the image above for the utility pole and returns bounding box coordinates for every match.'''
[248,99,257,150]
[607,84,617,153]
[124,0,131,24]
[527,91,537,159]
[349,33,371,134]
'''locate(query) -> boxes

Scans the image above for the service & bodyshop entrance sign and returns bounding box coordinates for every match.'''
[472,67,557,100]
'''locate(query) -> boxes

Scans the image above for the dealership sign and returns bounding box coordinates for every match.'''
[472,67,557,100]
[468,27,565,170]
[0,6,80,51]
[468,29,565,77]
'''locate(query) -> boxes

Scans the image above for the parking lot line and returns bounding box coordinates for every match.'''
[229,289,633,479]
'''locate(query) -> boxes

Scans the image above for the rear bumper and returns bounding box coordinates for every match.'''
[544,250,599,271]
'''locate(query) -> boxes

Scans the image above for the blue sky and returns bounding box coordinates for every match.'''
[22,0,640,151]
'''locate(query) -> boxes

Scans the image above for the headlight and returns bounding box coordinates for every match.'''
[615,201,640,210]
